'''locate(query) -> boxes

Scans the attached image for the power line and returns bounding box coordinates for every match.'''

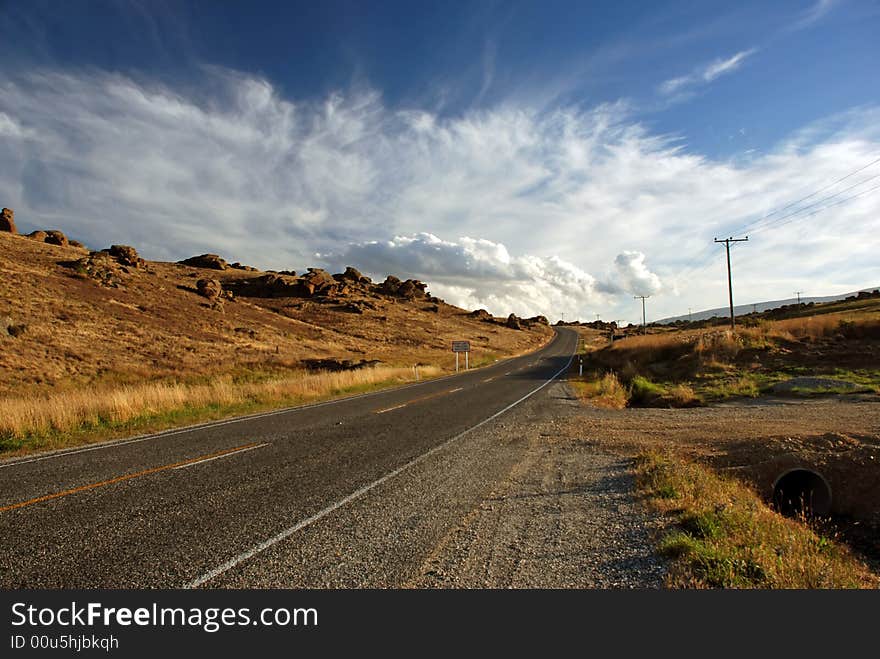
[731,154,880,236]
[748,171,880,235]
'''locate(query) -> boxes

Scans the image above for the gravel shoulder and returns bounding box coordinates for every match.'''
[409,383,665,588]
[209,381,667,588]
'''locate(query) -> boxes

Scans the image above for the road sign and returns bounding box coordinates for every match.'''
[452,341,470,353]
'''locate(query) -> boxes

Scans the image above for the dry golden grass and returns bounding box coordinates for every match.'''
[0,232,551,397]
[0,365,441,442]
[637,452,879,589]
[570,372,629,409]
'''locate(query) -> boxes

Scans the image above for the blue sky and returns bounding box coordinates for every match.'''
[1,0,878,321]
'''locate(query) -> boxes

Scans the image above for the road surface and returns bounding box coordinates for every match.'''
[0,328,578,587]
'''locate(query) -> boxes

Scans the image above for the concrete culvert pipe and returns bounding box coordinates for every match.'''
[772,469,832,517]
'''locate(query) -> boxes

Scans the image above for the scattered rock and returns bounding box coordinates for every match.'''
[506,313,522,330]
[1,208,17,234]
[2,316,27,338]
[26,230,47,242]
[68,251,123,287]
[44,230,68,246]
[425,304,440,313]
[69,240,86,249]
[109,244,144,268]
[196,278,223,300]
[469,309,494,322]
[180,254,228,270]
[230,262,259,272]
[526,315,549,326]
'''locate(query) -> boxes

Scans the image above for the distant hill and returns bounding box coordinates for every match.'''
[657,287,880,324]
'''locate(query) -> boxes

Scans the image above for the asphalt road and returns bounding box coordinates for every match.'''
[0,328,577,588]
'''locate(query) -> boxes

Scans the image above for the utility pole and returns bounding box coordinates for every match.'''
[634,295,650,335]
[794,291,804,305]
[752,303,757,314]
[688,307,692,323]
[714,236,749,330]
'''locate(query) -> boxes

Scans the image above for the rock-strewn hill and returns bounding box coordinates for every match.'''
[0,226,551,395]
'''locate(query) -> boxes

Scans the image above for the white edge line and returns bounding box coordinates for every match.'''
[173,443,268,470]
[0,333,565,470]
[185,339,576,588]
[448,387,464,393]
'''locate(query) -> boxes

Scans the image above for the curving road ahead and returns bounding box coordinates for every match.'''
[0,328,578,588]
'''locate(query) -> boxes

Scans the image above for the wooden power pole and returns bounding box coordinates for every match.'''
[714,236,749,329]
[634,295,650,334]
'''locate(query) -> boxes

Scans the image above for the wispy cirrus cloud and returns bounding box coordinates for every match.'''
[0,68,877,322]
[659,48,757,96]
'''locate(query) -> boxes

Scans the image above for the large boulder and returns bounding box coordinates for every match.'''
[109,244,144,268]
[506,313,522,330]
[44,230,68,246]
[334,266,371,284]
[180,254,228,270]
[196,278,223,300]
[469,309,493,322]
[302,267,336,296]
[26,230,47,242]
[526,315,549,326]
[0,208,16,234]
[380,275,427,299]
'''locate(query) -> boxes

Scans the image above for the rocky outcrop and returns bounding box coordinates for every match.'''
[1,208,16,234]
[224,273,303,298]
[526,315,549,326]
[380,275,428,299]
[44,230,68,246]
[70,251,123,287]
[506,313,522,330]
[196,278,223,300]
[301,268,336,296]
[109,244,144,268]
[230,262,258,272]
[69,240,86,249]
[180,254,227,270]
[334,266,371,284]
[469,309,493,322]
[26,230,47,242]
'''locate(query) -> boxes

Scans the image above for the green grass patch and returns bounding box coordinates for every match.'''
[635,452,878,588]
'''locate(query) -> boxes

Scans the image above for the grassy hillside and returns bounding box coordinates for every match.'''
[0,231,551,453]
[571,300,880,407]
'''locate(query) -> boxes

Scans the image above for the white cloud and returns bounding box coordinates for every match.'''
[614,251,663,296]
[0,69,878,324]
[659,49,757,96]
[320,232,648,318]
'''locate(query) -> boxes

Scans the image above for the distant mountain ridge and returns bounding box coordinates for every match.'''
[657,287,880,324]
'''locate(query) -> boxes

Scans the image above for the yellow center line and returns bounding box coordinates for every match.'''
[0,442,263,514]
[373,385,466,415]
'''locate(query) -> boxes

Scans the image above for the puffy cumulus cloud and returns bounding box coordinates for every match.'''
[321,233,656,319]
[0,68,878,322]
[614,251,663,296]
